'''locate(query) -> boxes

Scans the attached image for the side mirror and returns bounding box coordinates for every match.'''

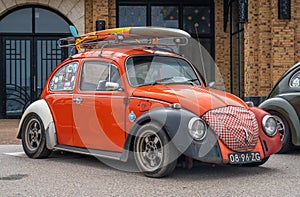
[105,82,121,91]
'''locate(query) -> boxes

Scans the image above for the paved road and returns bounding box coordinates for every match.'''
[1,145,300,197]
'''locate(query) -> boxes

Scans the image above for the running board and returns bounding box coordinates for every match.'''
[54,145,122,161]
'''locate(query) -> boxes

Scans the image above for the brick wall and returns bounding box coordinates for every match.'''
[214,0,231,92]
[244,1,261,96]
[244,0,297,97]
[295,0,300,61]
[85,0,116,32]
[270,0,295,93]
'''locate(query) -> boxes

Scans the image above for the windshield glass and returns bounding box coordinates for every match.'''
[125,56,201,87]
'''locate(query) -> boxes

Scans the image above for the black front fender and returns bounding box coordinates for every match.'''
[120,107,221,163]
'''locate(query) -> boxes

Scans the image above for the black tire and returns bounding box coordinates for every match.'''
[268,111,293,153]
[21,113,52,159]
[134,123,178,178]
[242,156,269,167]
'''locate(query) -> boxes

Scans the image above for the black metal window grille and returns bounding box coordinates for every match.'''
[0,5,72,118]
[4,39,31,116]
[36,39,64,96]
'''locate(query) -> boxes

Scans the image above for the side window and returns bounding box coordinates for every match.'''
[49,62,78,91]
[290,70,300,87]
[80,61,122,91]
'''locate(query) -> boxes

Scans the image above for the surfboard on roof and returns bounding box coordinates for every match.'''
[58,26,191,50]
[83,26,191,38]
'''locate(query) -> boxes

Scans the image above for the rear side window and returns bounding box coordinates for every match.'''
[80,61,122,91]
[49,62,78,91]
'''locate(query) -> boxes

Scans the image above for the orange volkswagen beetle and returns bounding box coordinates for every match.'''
[17,27,281,177]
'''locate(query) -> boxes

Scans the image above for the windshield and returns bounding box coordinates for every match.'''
[125,56,201,87]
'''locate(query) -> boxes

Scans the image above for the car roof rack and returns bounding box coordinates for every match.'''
[58,26,191,55]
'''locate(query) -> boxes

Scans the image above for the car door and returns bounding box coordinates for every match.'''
[45,61,79,146]
[72,60,126,152]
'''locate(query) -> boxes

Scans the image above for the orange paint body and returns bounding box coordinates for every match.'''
[40,46,281,164]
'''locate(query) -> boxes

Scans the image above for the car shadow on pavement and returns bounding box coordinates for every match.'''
[170,162,277,180]
[286,147,300,155]
[48,150,140,175]
[45,150,281,179]
[170,150,300,180]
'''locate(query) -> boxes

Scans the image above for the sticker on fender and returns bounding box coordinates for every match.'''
[228,152,261,164]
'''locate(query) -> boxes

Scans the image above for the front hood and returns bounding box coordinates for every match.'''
[132,84,248,116]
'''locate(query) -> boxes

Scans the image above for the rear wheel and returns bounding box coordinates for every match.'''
[21,113,52,158]
[269,111,293,153]
[134,123,178,178]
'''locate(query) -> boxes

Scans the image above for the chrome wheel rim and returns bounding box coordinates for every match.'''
[136,130,163,172]
[273,115,286,142]
[25,118,42,151]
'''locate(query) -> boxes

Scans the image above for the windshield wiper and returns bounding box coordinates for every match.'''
[148,77,174,85]
[141,77,199,86]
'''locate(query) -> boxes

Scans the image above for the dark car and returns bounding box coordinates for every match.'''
[259,62,300,153]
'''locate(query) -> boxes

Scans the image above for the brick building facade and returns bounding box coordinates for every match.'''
[0,0,297,118]
[244,0,297,102]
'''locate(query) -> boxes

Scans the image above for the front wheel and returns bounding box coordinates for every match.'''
[134,123,178,178]
[268,111,293,153]
[21,113,52,158]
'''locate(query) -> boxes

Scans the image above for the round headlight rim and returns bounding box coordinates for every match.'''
[262,115,277,137]
[188,117,207,141]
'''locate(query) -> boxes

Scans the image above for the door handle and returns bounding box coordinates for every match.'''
[73,97,82,104]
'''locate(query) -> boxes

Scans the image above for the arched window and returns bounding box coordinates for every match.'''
[0,6,71,33]
[0,6,72,118]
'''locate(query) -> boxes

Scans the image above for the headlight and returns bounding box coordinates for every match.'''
[262,115,277,136]
[188,117,207,141]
